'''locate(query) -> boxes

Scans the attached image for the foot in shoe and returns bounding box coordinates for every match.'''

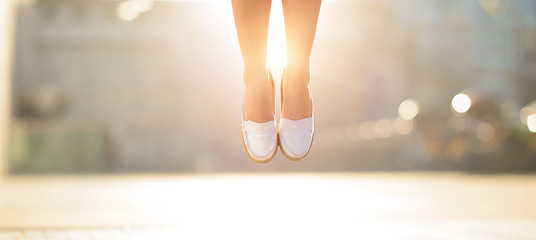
[242,69,278,163]
[279,68,314,160]
[242,120,277,161]
[279,118,313,159]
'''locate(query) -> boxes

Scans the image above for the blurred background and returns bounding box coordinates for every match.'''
[4,0,536,175]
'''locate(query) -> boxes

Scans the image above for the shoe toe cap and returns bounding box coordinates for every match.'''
[279,118,314,158]
[280,130,313,157]
[245,132,277,157]
[242,120,278,159]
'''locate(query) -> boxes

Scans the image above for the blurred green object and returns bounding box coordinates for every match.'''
[9,120,107,174]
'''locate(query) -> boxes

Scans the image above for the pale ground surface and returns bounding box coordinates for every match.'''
[0,172,536,239]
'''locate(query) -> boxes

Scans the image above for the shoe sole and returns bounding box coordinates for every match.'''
[241,128,278,164]
[278,130,314,161]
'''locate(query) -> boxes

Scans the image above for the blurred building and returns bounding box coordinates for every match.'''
[11,0,244,173]
[9,0,536,173]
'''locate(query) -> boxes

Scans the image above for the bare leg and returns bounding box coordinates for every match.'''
[232,0,275,122]
[281,0,321,120]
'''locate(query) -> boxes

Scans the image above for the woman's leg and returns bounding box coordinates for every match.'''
[232,0,275,122]
[281,0,321,120]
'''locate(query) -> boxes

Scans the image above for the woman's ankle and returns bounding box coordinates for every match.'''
[281,66,313,120]
[242,68,275,122]
[243,67,269,87]
[283,66,310,87]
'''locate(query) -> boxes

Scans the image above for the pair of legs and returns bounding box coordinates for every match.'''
[232,0,321,123]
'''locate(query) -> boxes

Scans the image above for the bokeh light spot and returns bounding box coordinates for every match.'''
[528,114,536,133]
[394,117,414,135]
[117,1,140,21]
[130,0,153,13]
[477,122,495,142]
[520,107,536,125]
[452,93,471,113]
[375,119,394,138]
[398,99,419,120]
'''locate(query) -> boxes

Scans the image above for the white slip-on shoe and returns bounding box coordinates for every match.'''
[278,69,314,161]
[241,69,278,164]
[278,117,314,161]
[241,120,278,163]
